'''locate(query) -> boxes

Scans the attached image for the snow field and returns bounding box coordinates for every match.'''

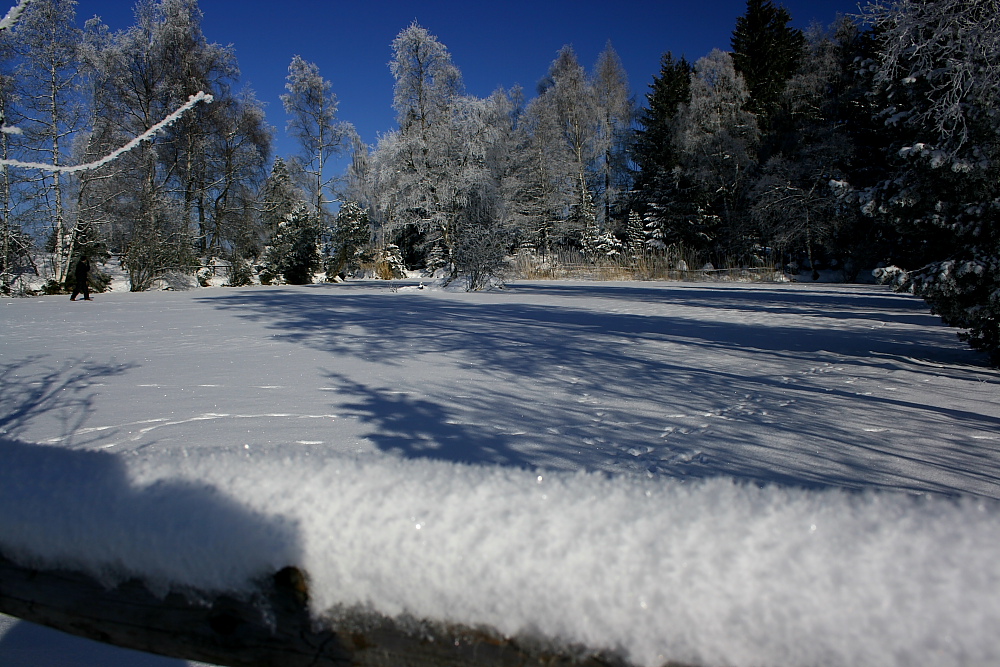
[2,279,1000,667]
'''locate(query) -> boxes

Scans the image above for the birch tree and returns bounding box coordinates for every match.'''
[673,49,759,255]
[281,55,354,223]
[591,42,633,229]
[79,0,239,290]
[382,22,466,269]
[522,45,600,249]
[200,89,271,266]
[0,0,214,292]
[10,0,85,284]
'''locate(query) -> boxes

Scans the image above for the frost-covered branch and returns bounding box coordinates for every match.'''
[0,91,213,173]
[0,1,31,135]
[864,0,1000,156]
[0,0,30,33]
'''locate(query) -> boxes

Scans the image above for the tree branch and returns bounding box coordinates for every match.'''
[0,0,30,33]
[0,92,213,173]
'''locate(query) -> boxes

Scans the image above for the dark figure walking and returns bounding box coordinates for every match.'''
[70,257,91,301]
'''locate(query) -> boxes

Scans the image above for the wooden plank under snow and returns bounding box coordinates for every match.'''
[0,551,666,667]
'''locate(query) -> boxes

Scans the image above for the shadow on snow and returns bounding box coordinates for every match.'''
[199,282,1000,498]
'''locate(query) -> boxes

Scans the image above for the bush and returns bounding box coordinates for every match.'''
[258,204,322,285]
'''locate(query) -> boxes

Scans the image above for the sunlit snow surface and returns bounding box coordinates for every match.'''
[2,280,1000,667]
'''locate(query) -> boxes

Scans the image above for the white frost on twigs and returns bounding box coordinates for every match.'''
[0,91,213,173]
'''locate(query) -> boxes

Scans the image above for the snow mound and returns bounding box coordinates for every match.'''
[3,437,998,667]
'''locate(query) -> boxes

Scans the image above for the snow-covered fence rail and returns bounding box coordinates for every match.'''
[0,551,632,667]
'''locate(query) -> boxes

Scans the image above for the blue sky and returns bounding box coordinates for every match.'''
[73,0,865,161]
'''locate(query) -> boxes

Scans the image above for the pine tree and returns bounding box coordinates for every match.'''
[632,52,692,194]
[258,203,322,285]
[865,0,1000,364]
[631,52,695,249]
[326,201,371,279]
[731,0,805,134]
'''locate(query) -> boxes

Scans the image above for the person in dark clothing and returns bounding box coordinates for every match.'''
[70,257,91,301]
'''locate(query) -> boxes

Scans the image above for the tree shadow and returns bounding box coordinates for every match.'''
[199,282,983,372]
[323,371,535,469]
[201,284,1000,497]
[0,356,137,447]
[507,281,968,331]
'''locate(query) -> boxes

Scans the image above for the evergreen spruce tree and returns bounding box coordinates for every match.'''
[865,0,1000,364]
[731,0,805,139]
[259,158,304,240]
[259,203,322,285]
[326,201,371,279]
[625,210,645,254]
[632,52,692,197]
[631,53,700,254]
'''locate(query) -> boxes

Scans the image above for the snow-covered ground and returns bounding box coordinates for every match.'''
[2,279,999,667]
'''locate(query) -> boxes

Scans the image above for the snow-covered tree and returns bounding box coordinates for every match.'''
[750,23,858,277]
[624,210,644,254]
[521,45,601,249]
[281,55,354,222]
[375,22,519,277]
[591,42,633,228]
[258,157,303,237]
[381,22,467,267]
[9,0,86,284]
[77,0,231,289]
[258,202,321,285]
[204,90,271,253]
[672,49,760,255]
[326,200,371,279]
[864,0,1000,364]
[631,52,692,205]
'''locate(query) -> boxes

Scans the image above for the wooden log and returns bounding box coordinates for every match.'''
[0,551,645,667]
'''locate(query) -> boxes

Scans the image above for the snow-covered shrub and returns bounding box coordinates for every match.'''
[258,204,323,285]
[864,0,1000,365]
[224,257,255,287]
[882,259,1000,365]
[581,225,624,260]
[325,202,372,280]
[452,210,512,290]
[374,244,406,280]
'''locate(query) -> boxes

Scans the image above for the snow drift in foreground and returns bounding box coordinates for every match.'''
[2,437,998,667]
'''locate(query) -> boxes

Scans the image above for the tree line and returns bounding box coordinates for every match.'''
[1,0,998,364]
